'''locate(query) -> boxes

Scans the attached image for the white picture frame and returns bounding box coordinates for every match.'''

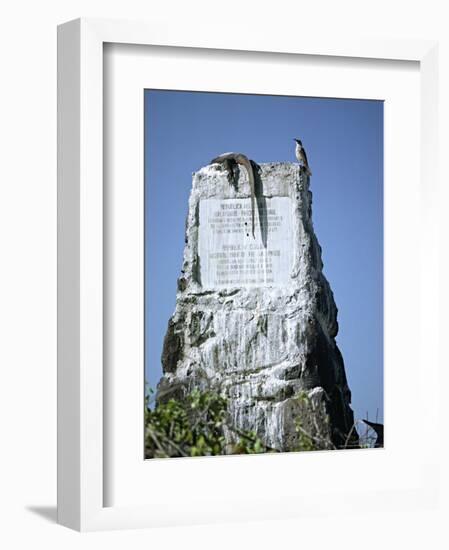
[57,17,440,531]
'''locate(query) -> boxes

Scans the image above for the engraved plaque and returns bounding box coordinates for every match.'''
[198,197,294,288]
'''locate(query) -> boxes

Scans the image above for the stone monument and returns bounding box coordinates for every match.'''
[156,160,357,451]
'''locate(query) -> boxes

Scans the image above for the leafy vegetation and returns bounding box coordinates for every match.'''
[144,387,367,458]
[145,388,270,459]
[293,391,334,451]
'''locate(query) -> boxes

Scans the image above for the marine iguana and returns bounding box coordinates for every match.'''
[210,152,258,238]
[362,419,384,448]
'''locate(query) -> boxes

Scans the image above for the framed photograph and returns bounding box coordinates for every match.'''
[58,18,440,531]
[143,89,383,460]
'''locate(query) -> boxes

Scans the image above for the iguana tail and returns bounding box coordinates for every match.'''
[236,156,256,238]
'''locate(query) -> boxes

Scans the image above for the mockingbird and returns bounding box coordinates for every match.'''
[294,138,312,176]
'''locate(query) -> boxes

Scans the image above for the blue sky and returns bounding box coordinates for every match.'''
[145,90,383,425]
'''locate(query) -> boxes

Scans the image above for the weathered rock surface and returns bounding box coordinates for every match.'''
[156,161,357,451]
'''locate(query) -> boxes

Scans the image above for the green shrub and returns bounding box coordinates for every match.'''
[145,388,270,459]
[145,387,361,458]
